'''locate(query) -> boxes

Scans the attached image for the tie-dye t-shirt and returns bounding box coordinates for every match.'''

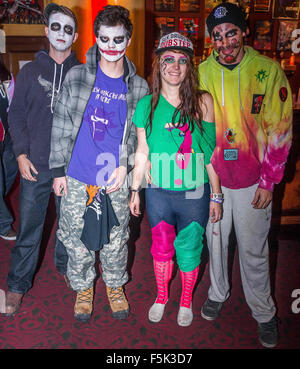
[198,46,293,191]
[67,65,127,186]
[133,94,216,191]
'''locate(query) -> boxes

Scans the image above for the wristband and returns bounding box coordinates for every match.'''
[210,193,224,203]
[210,193,224,200]
[210,198,223,204]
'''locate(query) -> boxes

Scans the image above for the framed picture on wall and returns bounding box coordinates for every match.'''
[154,17,175,48]
[179,17,200,54]
[253,20,273,50]
[204,18,212,48]
[277,20,298,50]
[205,0,222,12]
[154,0,175,12]
[179,18,199,40]
[254,0,271,12]
[0,0,44,24]
[180,0,200,12]
[272,0,300,19]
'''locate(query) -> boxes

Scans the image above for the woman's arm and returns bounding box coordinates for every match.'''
[201,92,223,223]
[129,127,149,217]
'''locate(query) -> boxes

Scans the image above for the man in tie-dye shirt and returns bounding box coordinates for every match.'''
[198,2,292,348]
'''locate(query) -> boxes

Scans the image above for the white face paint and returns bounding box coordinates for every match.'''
[96,25,128,62]
[48,13,75,52]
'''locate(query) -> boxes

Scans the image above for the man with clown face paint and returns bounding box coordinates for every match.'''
[3,3,80,317]
[49,5,148,322]
[199,2,292,348]
[97,24,129,63]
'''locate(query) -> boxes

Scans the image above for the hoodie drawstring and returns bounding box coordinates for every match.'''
[220,65,243,110]
[221,68,225,107]
[238,65,243,110]
[50,63,64,114]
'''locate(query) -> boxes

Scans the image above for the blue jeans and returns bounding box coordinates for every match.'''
[7,170,68,294]
[0,137,18,235]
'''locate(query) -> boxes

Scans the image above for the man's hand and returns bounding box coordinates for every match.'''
[53,176,67,197]
[251,187,273,209]
[17,154,38,182]
[106,166,127,194]
[209,201,222,223]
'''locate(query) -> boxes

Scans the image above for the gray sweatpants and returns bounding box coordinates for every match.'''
[57,176,130,292]
[206,183,276,323]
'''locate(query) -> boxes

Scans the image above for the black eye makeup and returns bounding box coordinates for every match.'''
[225,29,238,38]
[212,31,222,42]
[99,36,126,44]
[114,36,125,44]
[50,22,74,35]
[99,36,109,43]
[64,25,74,36]
[50,22,61,32]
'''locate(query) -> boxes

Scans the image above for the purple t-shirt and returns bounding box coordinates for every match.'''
[67,65,127,186]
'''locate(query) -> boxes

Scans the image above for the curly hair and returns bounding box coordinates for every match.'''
[146,50,205,136]
[93,5,133,39]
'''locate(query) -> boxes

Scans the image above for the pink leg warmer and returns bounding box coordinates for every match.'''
[151,221,176,261]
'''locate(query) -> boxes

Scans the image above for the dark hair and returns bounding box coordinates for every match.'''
[146,50,204,136]
[45,6,78,32]
[93,5,133,39]
[0,56,10,83]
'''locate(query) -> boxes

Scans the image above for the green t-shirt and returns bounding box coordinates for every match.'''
[133,94,216,191]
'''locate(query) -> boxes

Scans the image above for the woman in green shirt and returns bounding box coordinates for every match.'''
[130,32,222,327]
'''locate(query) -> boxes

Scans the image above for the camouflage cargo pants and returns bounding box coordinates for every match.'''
[57,176,130,292]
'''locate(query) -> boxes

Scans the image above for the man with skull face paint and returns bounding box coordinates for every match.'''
[3,3,80,316]
[198,2,293,348]
[49,5,149,322]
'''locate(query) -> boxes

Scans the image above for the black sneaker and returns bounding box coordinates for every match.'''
[201,298,223,321]
[0,228,17,241]
[258,316,278,348]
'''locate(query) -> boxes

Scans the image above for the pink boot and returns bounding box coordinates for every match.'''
[177,266,199,326]
[148,259,173,322]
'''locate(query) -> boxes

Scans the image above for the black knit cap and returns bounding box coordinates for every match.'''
[44,3,78,31]
[206,2,247,36]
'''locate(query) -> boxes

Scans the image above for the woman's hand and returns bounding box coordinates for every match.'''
[129,191,141,217]
[209,201,222,223]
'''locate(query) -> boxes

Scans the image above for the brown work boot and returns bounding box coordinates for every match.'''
[74,286,94,322]
[106,286,129,319]
[4,291,23,316]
